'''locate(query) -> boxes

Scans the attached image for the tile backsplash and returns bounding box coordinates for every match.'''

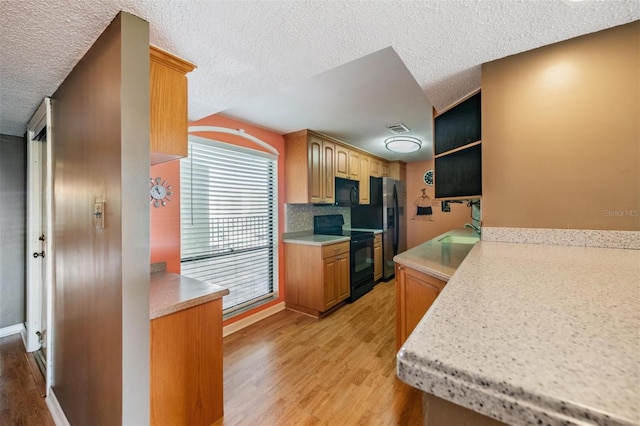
[284,204,351,233]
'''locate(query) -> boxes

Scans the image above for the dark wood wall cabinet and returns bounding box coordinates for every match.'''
[434,91,482,200]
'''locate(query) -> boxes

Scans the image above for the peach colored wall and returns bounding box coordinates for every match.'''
[482,21,639,230]
[185,114,286,326]
[150,160,181,273]
[406,161,471,249]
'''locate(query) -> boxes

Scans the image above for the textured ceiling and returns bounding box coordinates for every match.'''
[1,1,638,159]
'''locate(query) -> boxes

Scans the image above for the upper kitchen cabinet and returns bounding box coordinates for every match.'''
[434,90,482,199]
[370,158,390,178]
[434,91,481,155]
[284,128,392,204]
[335,144,360,180]
[284,129,335,204]
[359,155,370,204]
[150,46,196,164]
[389,160,406,182]
[381,162,390,177]
[370,158,381,177]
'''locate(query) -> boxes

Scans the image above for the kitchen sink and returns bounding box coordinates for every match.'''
[438,235,480,244]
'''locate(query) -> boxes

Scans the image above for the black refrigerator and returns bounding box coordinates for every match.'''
[351,177,407,281]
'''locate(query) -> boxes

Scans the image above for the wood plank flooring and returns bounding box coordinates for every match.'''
[0,334,54,425]
[214,279,423,425]
[0,279,422,425]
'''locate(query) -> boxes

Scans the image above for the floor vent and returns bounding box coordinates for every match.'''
[386,123,410,134]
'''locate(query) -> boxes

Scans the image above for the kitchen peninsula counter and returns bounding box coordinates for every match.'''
[149,271,228,425]
[150,271,229,319]
[396,237,640,426]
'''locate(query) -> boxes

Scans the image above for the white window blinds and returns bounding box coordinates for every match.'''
[180,138,278,316]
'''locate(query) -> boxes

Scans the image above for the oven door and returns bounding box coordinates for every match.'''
[350,237,374,284]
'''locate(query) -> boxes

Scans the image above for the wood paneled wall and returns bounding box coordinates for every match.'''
[51,12,150,424]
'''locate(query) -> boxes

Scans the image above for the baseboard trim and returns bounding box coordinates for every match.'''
[223,302,285,337]
[0,323,25,338]
[46,389,70,426]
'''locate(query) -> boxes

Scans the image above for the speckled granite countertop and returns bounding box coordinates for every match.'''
[393,227,479,281]
[397,240,640,426]
[282,233,350,246]
[150,272,229,320]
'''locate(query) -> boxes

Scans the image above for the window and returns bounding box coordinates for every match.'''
[180,137,278,317]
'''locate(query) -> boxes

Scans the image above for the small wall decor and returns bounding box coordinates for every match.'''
[150,177,172,208]
[412,188,436,221]
[423,170,434,186]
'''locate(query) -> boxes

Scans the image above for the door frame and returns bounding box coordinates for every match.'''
[25,97,54,394]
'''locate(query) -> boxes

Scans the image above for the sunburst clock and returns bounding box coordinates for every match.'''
[149,177,172,208]
[423,170,434,186]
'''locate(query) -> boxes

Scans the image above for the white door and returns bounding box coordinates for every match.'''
[26,97,53,394]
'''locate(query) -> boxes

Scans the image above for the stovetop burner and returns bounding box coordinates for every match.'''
[313,214,373,241]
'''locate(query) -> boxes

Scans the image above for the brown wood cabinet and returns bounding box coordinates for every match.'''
[322,140,336,202]
[284,241,350,317]
[348,150,360,180]
[335,145,362,181]
[359,155,370,204]
[335,144,349,178]
[284,129,393,203]
[374,234,382,281]
[284,130,335,204]
[149,46,196,164]
[381,162,390,177]
[150,299,224,425]
[370,158,381,177]
[389,160,407,182]
[395,263,446,350]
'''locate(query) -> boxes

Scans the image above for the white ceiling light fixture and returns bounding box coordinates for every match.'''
[385,136,422,153]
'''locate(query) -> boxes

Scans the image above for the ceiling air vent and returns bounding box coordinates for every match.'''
[386,123,410,134]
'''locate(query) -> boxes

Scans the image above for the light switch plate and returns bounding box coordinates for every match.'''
[94,202,105,229]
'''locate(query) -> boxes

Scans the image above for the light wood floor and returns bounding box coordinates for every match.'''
[214,279,423,425]
[0,333,54,425]
[0,279,421,426]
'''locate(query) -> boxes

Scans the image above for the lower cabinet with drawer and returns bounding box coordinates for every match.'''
[284,241,350,318]
[395,263,446,350]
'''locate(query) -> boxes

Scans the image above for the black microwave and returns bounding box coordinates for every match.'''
[335,177,359,206]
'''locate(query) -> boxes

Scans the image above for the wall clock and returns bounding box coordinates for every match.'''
[150,177,172,208]
[423,170,434,186]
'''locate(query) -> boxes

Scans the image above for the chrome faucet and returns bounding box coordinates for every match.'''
[465,223,481,235]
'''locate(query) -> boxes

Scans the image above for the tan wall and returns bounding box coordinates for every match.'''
[482,21,640,230]
[406,161,471,249]
[52,12,150,424]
